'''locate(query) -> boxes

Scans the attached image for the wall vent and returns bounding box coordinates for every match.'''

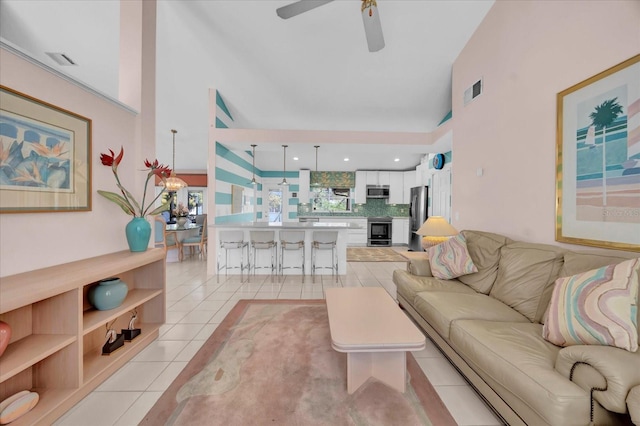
[463,78,482,105]
[46,52,77,66]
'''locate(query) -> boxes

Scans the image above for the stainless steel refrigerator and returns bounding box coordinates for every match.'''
[408,186,429,251]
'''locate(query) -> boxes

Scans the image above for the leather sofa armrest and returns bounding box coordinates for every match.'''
[628,385,640,425]
[555,345,640,414]
[408,259,433,277]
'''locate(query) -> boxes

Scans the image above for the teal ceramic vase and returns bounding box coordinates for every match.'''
[125,217,151,252]
[88,278,128,310]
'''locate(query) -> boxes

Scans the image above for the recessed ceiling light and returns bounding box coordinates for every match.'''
[394,158,400,162]
[293,157,299,161]
[45,52,77,66]
[344,158,349,162]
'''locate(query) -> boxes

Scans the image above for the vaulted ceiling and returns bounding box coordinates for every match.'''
[0,0,494,172]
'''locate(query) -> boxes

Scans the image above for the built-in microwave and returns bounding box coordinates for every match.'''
[366,185,389,199]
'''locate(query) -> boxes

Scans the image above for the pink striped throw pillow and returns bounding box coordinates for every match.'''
[428,233,478,279]
[542,258,639,352]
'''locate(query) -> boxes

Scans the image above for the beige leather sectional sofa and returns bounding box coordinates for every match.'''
[393,230,640,426]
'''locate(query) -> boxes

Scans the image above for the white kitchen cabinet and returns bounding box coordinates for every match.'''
[355,171,367,204]
[366,171,378,185]
[365,171,391,187]
[416,162,430,186]
[298,169,310,204]
[392,218,409,245]
[347,218,367,246]
[388,172,404,204]
[378,171,390,185]
[303,217,367,246]
[403,170,417,203]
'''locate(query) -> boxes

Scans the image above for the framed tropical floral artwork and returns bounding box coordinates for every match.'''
[0,86,92,213]
[556,54,640,252]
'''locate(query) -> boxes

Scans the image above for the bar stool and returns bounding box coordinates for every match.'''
[279,231,305,278]
[250,230,277,276]
[217,230,250,282]
[311,231,338,282]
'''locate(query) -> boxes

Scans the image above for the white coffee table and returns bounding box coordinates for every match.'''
[325,287,426,394]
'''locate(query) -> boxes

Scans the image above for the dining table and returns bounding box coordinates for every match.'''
[165,223,202,262]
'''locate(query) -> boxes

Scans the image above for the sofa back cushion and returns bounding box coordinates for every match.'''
[458,230,511,294]
[490,242,566,322]
[561,251,636,277]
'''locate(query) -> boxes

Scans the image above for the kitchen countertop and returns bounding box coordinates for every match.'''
[214,222,362,229]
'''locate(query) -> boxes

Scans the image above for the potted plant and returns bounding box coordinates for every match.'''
[98,147,172,252]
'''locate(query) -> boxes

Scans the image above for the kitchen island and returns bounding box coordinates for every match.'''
[212,222,361,275]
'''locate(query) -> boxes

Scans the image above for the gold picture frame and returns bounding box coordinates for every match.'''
[0,86,92,213]
[556,54,640,252]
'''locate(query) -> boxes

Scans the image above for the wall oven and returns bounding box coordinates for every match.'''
[367,216,392,247]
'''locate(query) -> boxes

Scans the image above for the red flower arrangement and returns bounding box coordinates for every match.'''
[98,147,172,217]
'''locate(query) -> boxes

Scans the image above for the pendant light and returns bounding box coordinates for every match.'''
[310,145,321,187]
[165,129,188,192]
[280,144,289,186]
[249,144,257,185]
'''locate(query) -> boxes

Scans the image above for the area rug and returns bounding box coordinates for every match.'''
[141,300,455,426]
[347,247,409,263]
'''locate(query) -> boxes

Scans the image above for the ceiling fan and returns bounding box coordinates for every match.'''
[276,0,385,52]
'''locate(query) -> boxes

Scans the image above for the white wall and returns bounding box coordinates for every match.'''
[451,0,640,252]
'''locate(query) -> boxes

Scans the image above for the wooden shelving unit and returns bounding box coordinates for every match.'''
[0,249,166,425]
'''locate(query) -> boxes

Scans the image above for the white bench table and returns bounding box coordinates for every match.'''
[325,287,426,394]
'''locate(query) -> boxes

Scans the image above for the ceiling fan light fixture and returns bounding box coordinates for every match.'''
[361,0,385,52]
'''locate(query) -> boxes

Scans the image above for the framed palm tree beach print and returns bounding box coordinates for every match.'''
[0,86,92,213]
[556,54,640,252]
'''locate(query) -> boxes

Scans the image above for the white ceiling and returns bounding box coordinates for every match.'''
[0,0,493,172]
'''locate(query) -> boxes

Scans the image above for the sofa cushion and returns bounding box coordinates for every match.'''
[450,320,590,425]
[560,251,635,277]
[427,233,478,279]
[458,230,511,294]
[543,258,639,352]
[394,270,476,304]
[490,242,566,323]
[413,292,529,339]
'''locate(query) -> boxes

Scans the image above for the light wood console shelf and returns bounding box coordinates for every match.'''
[0,249,166,425]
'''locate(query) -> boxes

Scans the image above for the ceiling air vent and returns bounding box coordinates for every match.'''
[463,78,482,106]
[45,52,77,66]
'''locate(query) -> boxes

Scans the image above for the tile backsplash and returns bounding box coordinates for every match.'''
[298,198,408,217]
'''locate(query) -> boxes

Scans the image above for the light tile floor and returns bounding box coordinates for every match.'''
[55,253,504,426]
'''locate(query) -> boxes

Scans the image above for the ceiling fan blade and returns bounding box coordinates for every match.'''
[362,4,385,52]
[276,0,334,19]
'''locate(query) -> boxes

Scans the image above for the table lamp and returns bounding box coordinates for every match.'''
[416,216,458,251]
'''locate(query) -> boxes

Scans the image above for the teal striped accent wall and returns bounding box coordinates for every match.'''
[214,91,301,224]
[215,117,228,129]
[438,110,452,126]
[216,91,234,121]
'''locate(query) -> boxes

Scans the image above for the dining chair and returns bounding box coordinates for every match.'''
[154,215,182,260]
[181,215,207,260]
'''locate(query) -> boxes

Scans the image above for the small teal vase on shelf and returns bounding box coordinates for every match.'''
[88,278,128,311]
[125,217,151,252]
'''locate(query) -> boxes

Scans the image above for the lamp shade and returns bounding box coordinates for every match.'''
[167,129,187,191]
[165,172,188,192]
[416,216,458,250]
